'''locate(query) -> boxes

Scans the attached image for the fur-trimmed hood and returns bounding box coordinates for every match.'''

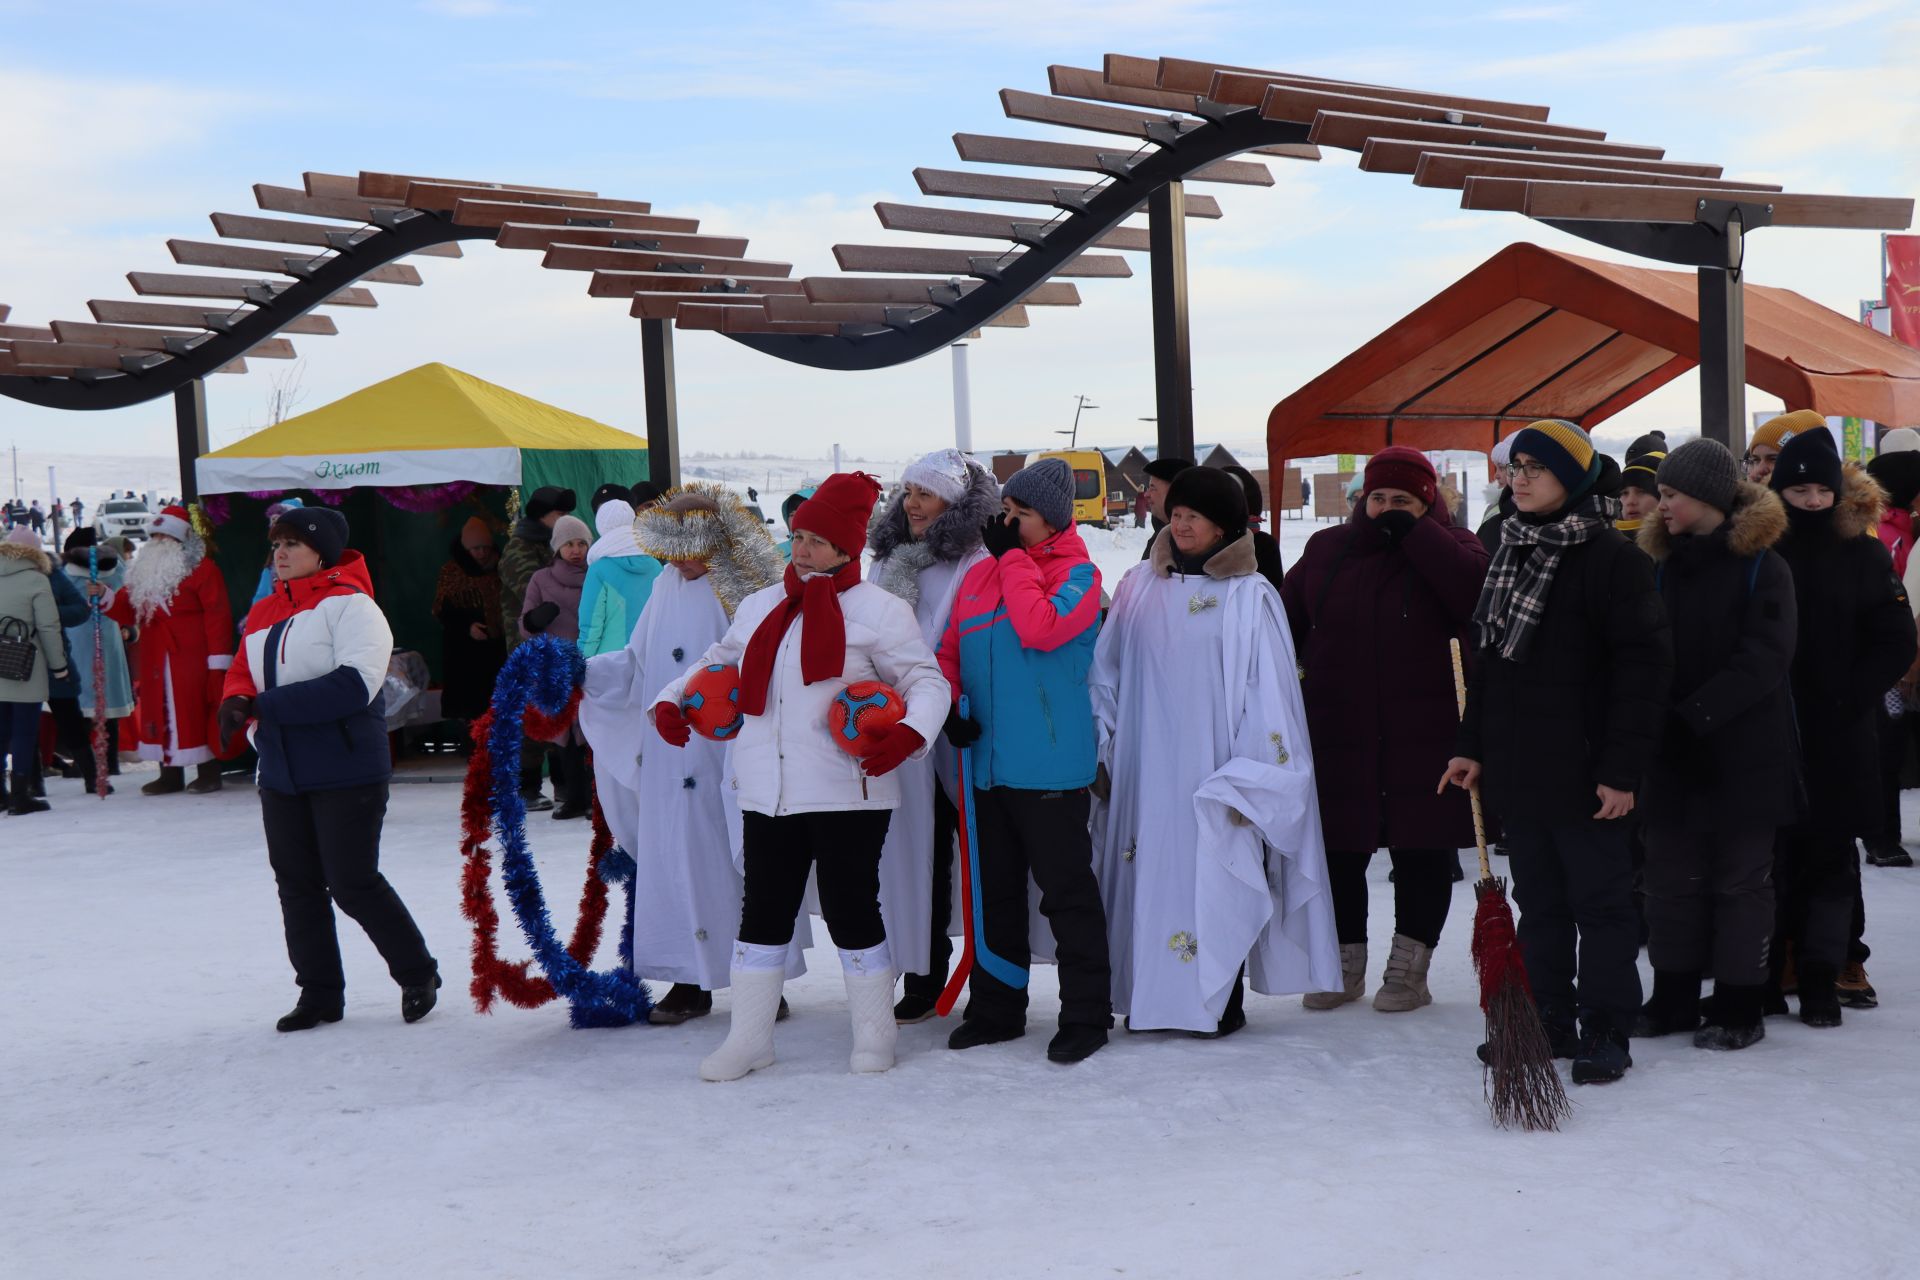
[633,481,783,617]
[1638,478,1787,562]
[868,462,1001,562]
[867,461,1000,607]
[0,539,52,575]
[1149,526,1259,580]
[1830,459,1888,541]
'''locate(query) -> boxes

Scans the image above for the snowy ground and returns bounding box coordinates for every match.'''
[5,756,1918,1279]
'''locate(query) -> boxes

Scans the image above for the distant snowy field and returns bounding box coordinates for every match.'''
[6,763,1917,1277]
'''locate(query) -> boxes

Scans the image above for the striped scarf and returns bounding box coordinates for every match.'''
[1473,493,1621,662]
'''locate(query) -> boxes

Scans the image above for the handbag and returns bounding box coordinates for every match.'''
[0,615,38,683]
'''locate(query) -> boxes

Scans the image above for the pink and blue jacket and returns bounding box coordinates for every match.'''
[938,524,1102,790]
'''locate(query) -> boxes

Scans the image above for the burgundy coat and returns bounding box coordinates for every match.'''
[1280,506,1489,854]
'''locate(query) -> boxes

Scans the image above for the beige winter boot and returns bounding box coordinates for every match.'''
[1373,933,1435,1012]
[1302,943,1367,1010]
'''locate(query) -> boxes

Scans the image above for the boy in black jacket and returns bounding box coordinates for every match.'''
[1445,419,1672,1084]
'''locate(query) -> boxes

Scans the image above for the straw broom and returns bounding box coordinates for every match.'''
[1450,638,1570,1132]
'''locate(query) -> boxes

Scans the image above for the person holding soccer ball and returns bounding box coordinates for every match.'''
[651,472,949,1081]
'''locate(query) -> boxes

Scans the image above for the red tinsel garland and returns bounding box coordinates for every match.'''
[458,694,615,1013]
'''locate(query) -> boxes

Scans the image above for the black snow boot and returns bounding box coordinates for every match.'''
[948,1016,1024,1051]
[8,771,49,815]
[276,1005,343,1033]
[893,990,940,1025]
[647,983,713,1025]
[141,766,186,796]
[401,974,442,1024]
[1694,983,1767,1051]
[1570,1013,1633,1085]
[1796,962,1844,1029]
[1047,1023,1109,1064]
[1632,970,1703,1038]
[1863,839,1913,868]
[1191,970,1248,1039]
[1477,999,1578,1064]
[185,761,223,794]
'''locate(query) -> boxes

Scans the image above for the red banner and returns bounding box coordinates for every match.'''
[1887,234,1920,349]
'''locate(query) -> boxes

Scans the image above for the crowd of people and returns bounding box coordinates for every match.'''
[5,414,1913,1085]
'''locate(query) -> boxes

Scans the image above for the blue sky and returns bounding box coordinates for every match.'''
[2,0,1916,468]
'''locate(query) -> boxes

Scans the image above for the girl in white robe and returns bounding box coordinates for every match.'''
[577,484,800,1024]
[1091,468,1341,1034]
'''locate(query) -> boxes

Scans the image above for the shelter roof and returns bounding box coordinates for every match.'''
[1268,243,1920,463]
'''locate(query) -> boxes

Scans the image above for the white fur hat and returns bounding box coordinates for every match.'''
[901,448,974,504]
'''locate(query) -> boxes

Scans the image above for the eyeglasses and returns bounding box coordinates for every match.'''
[1741,454,1775,467]
[1503,462,1549,481]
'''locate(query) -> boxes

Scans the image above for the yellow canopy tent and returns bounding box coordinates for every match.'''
[195,363,648,680]
[196,361,647,497]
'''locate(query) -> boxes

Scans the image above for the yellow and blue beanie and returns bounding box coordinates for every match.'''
[1509,419,1601,496]
[1750,409,1826,456]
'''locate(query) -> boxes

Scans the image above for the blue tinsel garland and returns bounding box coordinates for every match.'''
[488,635,651,1028]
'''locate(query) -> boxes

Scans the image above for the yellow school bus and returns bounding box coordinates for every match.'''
[1025,449,1109,528]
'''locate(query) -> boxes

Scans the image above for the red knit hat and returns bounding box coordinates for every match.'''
[791,472,882,556]
[1363,447,1438,509]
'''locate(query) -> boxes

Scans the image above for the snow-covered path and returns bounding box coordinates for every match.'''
[6,771,1916,1277]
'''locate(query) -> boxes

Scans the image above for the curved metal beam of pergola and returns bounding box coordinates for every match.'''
[2,52,1911,489]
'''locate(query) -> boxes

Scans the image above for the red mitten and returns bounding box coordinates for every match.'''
[653,701,691,747]
[860,724,924,777]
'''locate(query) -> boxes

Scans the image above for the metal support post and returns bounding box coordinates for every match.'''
[951,342,973,453]
[641,318,679,489]
[1148,180,1195,462]
[175,379,208,502]
[1696,263,1747,451]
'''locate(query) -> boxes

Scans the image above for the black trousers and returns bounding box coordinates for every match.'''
[1644,823,1776,987]
[518,735,550,798]
[1871,703,1920,844]
[737,808,891,951]
[1773,830,1860,972]
[965,786,1112,1030]
[551,739,592,810]
[903,785,960,1000]
[261,782,436,1012]
[47,697,118,787]
[1327,847,1454,947]
[1503,816,1644,1030]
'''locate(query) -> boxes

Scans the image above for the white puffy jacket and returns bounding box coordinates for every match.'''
[654,578,949,816]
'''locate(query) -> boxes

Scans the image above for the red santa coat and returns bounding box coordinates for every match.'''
[108,557,235,764]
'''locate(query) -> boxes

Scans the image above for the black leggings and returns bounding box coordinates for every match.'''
[737,808,892,951]
[1327,848,1454,947]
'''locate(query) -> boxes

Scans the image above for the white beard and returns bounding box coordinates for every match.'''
[126,536,202,621]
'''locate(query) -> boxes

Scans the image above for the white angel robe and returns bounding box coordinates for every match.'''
[1090,559,1340,1031]
[874,549,983,975]
[579,570,807,987]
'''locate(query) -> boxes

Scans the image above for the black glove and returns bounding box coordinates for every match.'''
[942,706,983,748]
[218,695,254,749]
[980,514,1022,560]
[522,601,561,633]
[1376,508,1418,546]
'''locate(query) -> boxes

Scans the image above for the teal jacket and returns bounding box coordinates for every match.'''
[577,553,662,657]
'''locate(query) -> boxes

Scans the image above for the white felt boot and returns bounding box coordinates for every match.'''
[842,943,899,1074]
[698,943,787,1082]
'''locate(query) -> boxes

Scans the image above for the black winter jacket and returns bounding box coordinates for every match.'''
[1459,508,1672,825]
[1638,481,1801,831]
[1775,464,1917,835]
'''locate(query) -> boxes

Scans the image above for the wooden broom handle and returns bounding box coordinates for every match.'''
[1450,638,1492,882]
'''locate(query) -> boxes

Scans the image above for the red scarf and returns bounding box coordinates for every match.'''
[738,559,862,716]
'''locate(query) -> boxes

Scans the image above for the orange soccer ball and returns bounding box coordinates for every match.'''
[827,680,905,757]
[681,663,744,740]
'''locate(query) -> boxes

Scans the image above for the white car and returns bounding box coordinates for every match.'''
[93,499,152,542]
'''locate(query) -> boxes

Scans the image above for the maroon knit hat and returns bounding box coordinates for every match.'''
[791,472,883,557]
[1363,446,1438,509]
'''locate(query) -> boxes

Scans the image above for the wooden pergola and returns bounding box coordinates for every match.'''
[1,54,1909,498]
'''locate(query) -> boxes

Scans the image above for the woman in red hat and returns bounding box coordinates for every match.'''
[651,472,950,1081]
[1281,446,1489,1014]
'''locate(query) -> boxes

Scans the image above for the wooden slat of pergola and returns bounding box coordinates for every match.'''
[357,171,596,202]
[447,199,705,237]
[542,245,794,279]
[873,202,1151,250]
[911,167,1225,218]
[1259,85,1609,141]
[591,272,800,300]
[1359,138,1724,178]
[48,322,297,360]
[88,300,340,335]
[831,244,1134,277]
[1412,154,1782,194]
[127,273,378,307]
[1308,111,1667,160]
[800,278,1082,305]
[952,133,1274,185]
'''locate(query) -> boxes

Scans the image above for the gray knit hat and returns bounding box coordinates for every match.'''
[1003,457,1076,532]
[1656,438,1740,514]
